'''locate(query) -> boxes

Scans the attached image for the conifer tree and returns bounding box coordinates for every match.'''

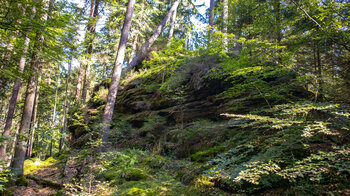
[100,0,136,150]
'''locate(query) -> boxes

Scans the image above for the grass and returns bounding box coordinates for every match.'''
[24,157,57,175]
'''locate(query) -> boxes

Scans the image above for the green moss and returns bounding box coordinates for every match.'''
[24,157,57,175]
[141,155,168,169]
[57,153,69,160]
[123,168,149,181]
[105,168,149,182]
[191,145,226,162]
[105,170,118,181]
[15,175,29,187]
[125,187,157,196]
[144,84,161,93]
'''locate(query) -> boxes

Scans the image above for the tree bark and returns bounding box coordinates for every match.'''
[7,125,20,167]
[274,0,282,64]
[11,0,54,175]
[223,0,228,50]
[209,0,215,33]
[26,76,41,158]
[75,66,83,102]
[168,5,178,42]
[59,53,72,151]
[81,0,100,103]
[11,40,41,175]
[48,74,59,156]
[100,0,136,151]
[127,0,181,71]
[0,9,33,161]
[316,44,323,101]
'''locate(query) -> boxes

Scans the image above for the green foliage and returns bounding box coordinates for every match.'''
[191,145,226,163]
[15,175,28,187]
[205,101,350,193]
[169,120,227,157]
[94,149,195,195]
[138,115,167,140]
[91,87,109,105]
[24,157,58,175]
[0,161,12,191]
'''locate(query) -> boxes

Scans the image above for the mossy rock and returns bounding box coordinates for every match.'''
[122,187,157,196]
[123,168,149,181]
[15,175,29,187]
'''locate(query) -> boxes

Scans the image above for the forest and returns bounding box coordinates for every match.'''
[0,0,349,195]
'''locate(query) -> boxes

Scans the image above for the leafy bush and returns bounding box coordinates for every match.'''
[91,87,108,105]
[0,160,12,191]
[204,102,350,193]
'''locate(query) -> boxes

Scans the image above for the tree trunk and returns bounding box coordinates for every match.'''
[11,0,54,175]
[48,75,59,155]
[59,53,72,151]
[81,0,100,103]
[223,0,228,50]
[209,0,215,33]
[100,0,136,151]
[7,125,20,167]
[11,41,41,175]
[75,66,83,102]
[0,5,33,161]
[274,0,282,64]
[316,44,323,101]
[127,0,181,71]
[26,76,41,158]
[49,140,53,157]
[128,33,138,66]
[168,5,177,43]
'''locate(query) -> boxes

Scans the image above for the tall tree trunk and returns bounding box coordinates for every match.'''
[11,0,55,175]
[7,125,20,167]
[209,0,215,33]
[100,0,136,151]
[316,44,323,101]
[26,76,41,158]
[128,33,138,66]
[127,0,181,71]
[11,39,42,175]
[222,0,228,50]
[81,0,100,103]
[49,140,52,157]
[274,0,282,64]
[0,5,33,160]
[168,5,177,43]
[49,75,59,155]
[75,66,83,102]
[59,53,72,151]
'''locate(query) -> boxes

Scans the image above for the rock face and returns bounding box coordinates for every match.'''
[68,58,310,150]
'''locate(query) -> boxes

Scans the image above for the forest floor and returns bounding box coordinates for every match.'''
[11,164,59,195]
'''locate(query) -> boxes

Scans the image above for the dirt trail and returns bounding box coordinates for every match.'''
[10,164,61,196]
